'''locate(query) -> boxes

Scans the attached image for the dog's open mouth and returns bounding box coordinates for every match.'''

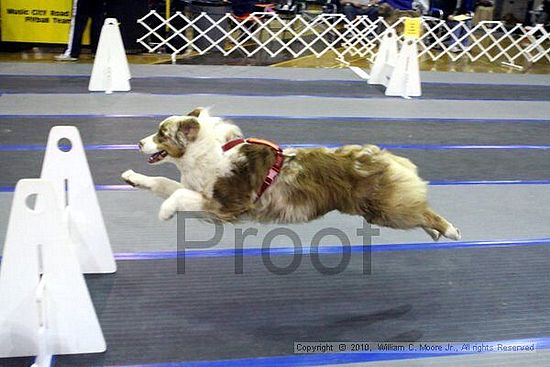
[148,150,168,164]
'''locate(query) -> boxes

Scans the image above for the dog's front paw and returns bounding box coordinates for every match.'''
[159,200,177,221]
[121,169,148,189]
[121,169,138,186]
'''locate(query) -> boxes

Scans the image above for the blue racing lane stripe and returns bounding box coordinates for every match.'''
[3,238,549,264]
[1,180,550,193]
[428,179,550,185]
[287,144,550,150]
[0,185,137,192]
[1,74,367,83]
[113,237,550,261]
[0,144,137,152]
[2,143,550,152]
[2,73,550,88]
[3,90,548,102]
[79,336,550,367]
[1,114,550,124]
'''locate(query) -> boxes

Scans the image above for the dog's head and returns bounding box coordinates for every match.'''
[139,107,242,164]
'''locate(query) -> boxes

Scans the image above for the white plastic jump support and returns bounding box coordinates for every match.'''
[385,38,421,98]
[349,66,370,80]
[0,179,106,359]
[31,276,51,367]
[89,18,131,93]
[41,126,116,274]
[368,28,398,87]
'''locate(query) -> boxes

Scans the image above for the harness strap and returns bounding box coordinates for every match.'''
[221,138,246,152]
[222,138,284,200]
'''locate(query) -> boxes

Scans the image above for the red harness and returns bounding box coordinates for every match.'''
[222,138,284,200]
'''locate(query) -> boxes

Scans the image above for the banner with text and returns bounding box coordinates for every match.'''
[1,0,89,44]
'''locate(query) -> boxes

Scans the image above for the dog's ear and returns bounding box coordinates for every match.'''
[187,107,205,118]
[176,117,200,144]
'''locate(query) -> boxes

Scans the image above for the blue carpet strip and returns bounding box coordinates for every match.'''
[2,143,550,152]
[2,180,550,193]
[114,237,550,261]
[1,114,550,124]
[47,336,550,367]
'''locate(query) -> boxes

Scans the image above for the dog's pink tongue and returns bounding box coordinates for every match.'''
[148,150,167,163]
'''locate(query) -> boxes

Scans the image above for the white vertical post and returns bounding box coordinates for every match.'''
[0,179,106,358]
[368,28,398,87]
[31,276,52,367]
[41,126,116,274]
[89,18,131,93]
[385,38,421,98]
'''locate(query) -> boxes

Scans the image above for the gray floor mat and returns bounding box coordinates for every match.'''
[1,185,550,253]
[1,117,550,146]
[2,62,550,85]
[1,149,550,187]
[38,244,550,366]
[1,94,548,120]
[2,76,550,101]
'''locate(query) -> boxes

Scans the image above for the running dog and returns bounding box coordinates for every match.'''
[122,108,460,241]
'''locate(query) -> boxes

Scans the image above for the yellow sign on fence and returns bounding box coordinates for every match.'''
[403,17,422,39]
[1,0,88,44]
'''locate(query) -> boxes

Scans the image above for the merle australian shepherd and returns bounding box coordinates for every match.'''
[122,108,460,241]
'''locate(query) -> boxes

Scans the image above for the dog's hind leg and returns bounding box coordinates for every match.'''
[367,209,460,241]
[422,208,461,241]
[122,169,184,199]
[422,227,441,241]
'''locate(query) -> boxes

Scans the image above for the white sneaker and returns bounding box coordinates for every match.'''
[54,54,78,62]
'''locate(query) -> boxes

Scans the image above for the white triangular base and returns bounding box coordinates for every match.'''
[368,28,399,87]
[385,38,421,98]
[41,126,116,274]
[0,179,106,358]
[349,66,370,80]
[89,18,131,93]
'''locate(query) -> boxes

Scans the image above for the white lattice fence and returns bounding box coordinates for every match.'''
[137,10,550,65]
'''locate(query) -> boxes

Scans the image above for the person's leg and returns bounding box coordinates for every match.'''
[90,0,106,54]
[448,19,471,51]
[365,5,379,21]
[459,19,471,49]
[343,5,374,40]
[55,0,89,60]
[68,0,91,58]
[342,3,371,21]
[343,5,375,21]
[343,3,359,21]
[446,19,460,51]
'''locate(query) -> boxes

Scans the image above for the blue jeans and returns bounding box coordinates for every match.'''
[342,4,379,21]
[446,19,472,50]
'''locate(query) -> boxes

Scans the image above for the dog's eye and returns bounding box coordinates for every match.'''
[156,130,167,142]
